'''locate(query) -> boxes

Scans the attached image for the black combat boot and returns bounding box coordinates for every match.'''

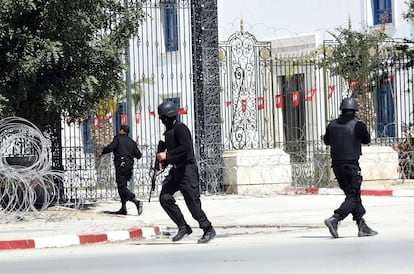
[357,218,378,237]
[132,198,143,216]
[115,205,127,215]
[197,226,216,244]
[324,215,340,238]
[172,225,192,242]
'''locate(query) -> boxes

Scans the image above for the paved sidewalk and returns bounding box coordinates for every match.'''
[1,182,414,251]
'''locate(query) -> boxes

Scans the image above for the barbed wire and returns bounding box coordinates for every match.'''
[0,117,83,223]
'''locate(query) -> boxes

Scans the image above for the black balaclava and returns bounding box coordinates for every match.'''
[338,109,356,123]
[120,124,130,135]
[160,115,176,130]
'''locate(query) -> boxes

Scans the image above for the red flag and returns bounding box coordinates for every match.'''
[94,116,99,129]
[149,110,155,116]
[349,81,358,90]
[121,114,128,125]
[105,113,112,122]
[292,91,299,107]
[178,107,187,115]
[257,96,264,110]
[241,99,247,113]
[305,88,316,102]
[328,85,335,99]
[275,95,283,109]
[136,112,141,124]
[226,101,231,107]
[384,75,393,83]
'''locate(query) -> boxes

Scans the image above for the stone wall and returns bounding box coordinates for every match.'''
[360,145,399,183]
[223,149,292,195]
[223,145,400,195]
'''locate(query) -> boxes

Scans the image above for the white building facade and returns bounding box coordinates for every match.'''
[61,1,414,197]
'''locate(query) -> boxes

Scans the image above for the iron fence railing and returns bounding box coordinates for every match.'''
[3,2,414,202]
[59,32,414,199]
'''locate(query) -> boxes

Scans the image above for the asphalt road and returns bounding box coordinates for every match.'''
[1,221,413,274]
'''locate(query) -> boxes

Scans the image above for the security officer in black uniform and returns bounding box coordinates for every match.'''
[323,97,377,238]
[98,125,143,215]
[156,101,216,243]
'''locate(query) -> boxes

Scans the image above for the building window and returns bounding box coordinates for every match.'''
[372,0,393,25]
[162,0,179,52]
[376,79,395,137]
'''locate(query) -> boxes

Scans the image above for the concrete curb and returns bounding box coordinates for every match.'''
[0,225,163,251]
[2,188,413,252]
[283,187,414,197]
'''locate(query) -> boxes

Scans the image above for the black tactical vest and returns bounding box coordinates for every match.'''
[164,121,194,163]
[329,118,361,161]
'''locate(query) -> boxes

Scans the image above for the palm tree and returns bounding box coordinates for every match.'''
[131,77,154,107]
[91,76,154,147]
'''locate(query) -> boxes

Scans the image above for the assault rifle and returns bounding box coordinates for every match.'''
[148,140,166,202]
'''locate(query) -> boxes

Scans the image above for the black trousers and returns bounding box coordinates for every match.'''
[159,163,212,230]
[332,163,366,221]
[115,158,136,204]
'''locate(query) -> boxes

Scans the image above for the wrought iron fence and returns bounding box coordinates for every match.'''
[5,2,414,202]
[219,30,414,189]
[59,0,222,200]
[58,20,414,200]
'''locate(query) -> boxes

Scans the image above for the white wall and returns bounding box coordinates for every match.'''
[218,0,413,43]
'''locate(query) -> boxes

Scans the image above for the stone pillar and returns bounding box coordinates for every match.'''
[223,149,292,195]
[360,145,399,184]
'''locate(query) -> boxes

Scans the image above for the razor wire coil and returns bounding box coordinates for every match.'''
[0,117,83,223]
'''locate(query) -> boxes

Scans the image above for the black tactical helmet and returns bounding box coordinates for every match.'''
[158,101,178,118]
[340,97,358,111]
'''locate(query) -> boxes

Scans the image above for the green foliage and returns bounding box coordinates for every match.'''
[131,77,154,106]
[323,26,388,96]
[0,94,8,118]
[403,0,414,21]
[321,24,393,129]
[0,0,145,128]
